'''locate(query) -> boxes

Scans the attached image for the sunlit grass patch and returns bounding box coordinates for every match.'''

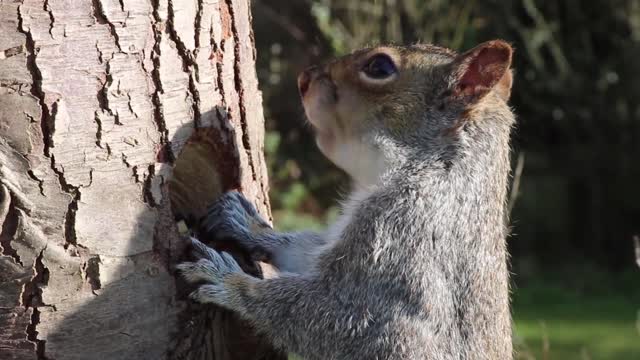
[513,279,640,360]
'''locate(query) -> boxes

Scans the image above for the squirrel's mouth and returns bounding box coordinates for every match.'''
[298,66,337,101]
[297,64,342,162]
[301,94,340,163]
[298,71,311,97]
[300,88,338,135]
[299,75,338,132]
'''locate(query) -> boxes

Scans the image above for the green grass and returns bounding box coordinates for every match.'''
[512,276,640,360]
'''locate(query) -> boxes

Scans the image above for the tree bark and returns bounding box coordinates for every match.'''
[0,1,281,359]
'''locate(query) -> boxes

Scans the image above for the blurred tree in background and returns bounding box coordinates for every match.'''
[252,0,640,273]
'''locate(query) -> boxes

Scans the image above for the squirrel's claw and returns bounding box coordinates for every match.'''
[178,238,244,308]
[189,284,230,306]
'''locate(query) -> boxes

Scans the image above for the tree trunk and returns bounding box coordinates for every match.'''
[0,1,282,359]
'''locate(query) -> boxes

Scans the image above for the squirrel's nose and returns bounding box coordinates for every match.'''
[298,65,319,97]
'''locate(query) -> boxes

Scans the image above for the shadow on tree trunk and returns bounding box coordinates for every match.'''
[45,112,286,360]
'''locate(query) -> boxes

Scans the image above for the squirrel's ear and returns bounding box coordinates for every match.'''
[448,40,513,103]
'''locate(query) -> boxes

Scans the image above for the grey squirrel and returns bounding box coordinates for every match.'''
[178,40,515,359]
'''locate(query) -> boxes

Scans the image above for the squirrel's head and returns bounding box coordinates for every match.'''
[298,40,514,185]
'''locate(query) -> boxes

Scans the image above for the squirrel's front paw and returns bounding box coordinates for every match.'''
[177,238,245,308]
[202,191,271,247]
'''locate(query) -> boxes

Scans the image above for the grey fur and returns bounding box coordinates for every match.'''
[179,42,515,360]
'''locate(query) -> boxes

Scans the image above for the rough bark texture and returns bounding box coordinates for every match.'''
[0,0,276,359]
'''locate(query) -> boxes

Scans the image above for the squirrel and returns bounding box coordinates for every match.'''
[178,39,515,360]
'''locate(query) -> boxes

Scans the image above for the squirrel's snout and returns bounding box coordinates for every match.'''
[298,65,319,97]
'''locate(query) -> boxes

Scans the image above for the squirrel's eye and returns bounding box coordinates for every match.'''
[361,54,397,80]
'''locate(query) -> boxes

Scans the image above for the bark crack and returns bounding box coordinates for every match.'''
[18,4,55,158]
[126,92,139,118]
[211,13,227,110]
[194,0,203,50]
[81,255,102,294]
[48,155,85,249]
[26,309,47,360]
[121,153,132,168]
[143,164,157,206]
[98,59,123,125]
[122,155,157,206]
[150,1,171,160]
[27,170,45,196]
[225,0,258,181]
[63,190,81,249]
[43,0,55,39]
[216,0,232,109]
[131,165,140,182]
[22,247,51,360]
[49,155,74,192]
[167,0,201,127]
[166,0,196,66]
[105,143,113,159]
[91,0,123,52]
[1,45,25,59]
[0,185,23,265]
[94,111,103,148]
[96,41,104,63]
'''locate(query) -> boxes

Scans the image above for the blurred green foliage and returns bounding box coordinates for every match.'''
[253,2,640,356]
[253,0,640,273]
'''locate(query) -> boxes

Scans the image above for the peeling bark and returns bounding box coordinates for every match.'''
[0,0,274,359]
